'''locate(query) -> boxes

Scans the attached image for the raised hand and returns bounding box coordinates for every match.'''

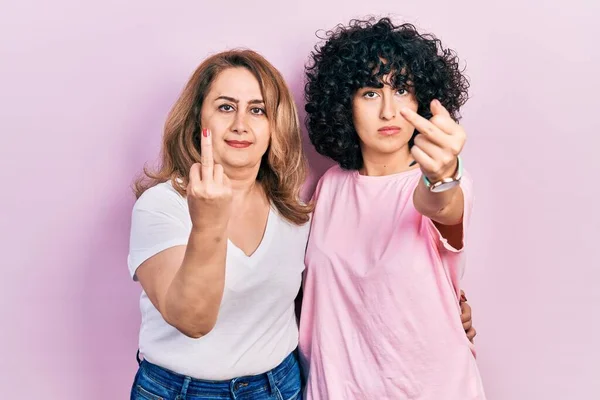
[401,100,466,183]
[187,128,233,233]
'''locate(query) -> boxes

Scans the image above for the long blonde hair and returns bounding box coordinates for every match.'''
[134,49,313,225]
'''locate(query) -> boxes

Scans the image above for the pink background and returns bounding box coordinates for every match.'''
[1,0,598,398]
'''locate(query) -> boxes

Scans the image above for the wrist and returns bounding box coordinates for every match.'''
[423,156,463,193]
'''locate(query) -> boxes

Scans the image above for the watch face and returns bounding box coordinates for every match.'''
[431,180,461,193]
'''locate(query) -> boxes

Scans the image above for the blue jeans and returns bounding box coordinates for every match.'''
[130,351,303,400]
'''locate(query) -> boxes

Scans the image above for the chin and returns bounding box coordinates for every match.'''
[373,141,409,155]
[222,156,259,170]
[371,133,410,147]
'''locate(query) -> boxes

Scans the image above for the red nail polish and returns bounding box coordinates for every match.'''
[460,293,468,302]
[202,128,209,137]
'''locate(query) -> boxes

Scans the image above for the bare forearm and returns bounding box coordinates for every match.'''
[413,179,464,226]
[165,227,227,337]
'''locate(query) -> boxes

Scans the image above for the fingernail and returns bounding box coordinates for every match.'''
[202,128,209,137]
[460,293,468,302]
[409,160,417,167]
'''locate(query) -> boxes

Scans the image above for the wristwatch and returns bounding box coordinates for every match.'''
[423,156,463,193]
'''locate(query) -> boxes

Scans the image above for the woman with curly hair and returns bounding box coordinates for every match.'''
[298,18,486,399]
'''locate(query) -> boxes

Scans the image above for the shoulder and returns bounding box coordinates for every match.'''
[134,181,187,213]
[310,165,342,203]
[320,164,350,182]
[269,206,312,249]
[314,165,352,194]
[310,165,354,204]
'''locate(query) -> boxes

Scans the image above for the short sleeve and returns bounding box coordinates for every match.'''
[127,183,191,280]
[425,169,474,254]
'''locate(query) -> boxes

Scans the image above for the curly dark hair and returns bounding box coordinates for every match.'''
[304,17,470,170]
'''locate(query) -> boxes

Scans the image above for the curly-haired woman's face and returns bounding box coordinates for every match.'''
[352,81,418,157]
[200,67,270,171]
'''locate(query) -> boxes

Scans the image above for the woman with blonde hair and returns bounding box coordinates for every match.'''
[128,49,310,400]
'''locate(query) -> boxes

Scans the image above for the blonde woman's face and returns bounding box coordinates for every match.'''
[200,67,271,171]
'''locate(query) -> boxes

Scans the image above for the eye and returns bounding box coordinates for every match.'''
[396,88,409,96]
[218,104,235,112]
[363,91,379,99]
[250,107,266,115]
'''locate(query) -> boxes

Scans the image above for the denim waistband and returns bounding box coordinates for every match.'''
[138,351,298,398]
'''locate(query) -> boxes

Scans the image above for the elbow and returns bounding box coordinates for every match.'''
[180,325,214,339]
[173,319,217,339]
[185,332,205,339]
[163,307,218,339]
[163,288,222,339]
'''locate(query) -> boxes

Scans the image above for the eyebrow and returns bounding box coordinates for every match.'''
[215,96,264,105]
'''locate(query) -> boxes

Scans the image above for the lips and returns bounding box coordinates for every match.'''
[225,140,252,148]
[378,126,402,132]
[378,126,402,136]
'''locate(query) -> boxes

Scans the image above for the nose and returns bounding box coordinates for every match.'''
[231,110,249,135]
[379,93,396,121]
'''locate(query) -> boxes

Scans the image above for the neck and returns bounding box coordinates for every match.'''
[225,164,265,207]
[359,144,415,176]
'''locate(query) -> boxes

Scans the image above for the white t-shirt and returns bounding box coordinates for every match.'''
[127,181,309,380]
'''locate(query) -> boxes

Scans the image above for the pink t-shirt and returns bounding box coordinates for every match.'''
[298,165,486,400]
